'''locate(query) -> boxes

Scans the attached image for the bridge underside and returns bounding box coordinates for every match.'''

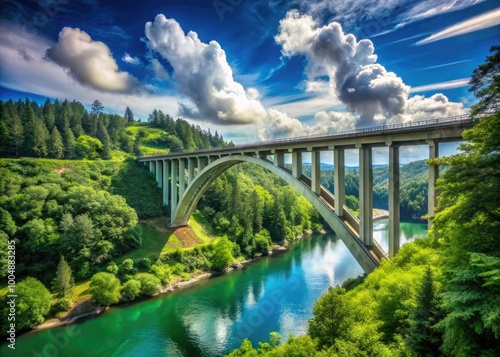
[138,116,472,273]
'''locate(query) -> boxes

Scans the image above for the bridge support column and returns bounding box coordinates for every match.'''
[311,150,321,195]
[427,140,439,229]
[359,145,373,246]
[273,150,285,167]
[291,150,302,179]
[170,160,178,223]
[149,161,154,174]
[155,160,162,188]
[179,158,186,198]
[188,158,195,183]
[162,159,170,206]
[334,148,345,217]
[198,157,206,172]
[388,145,400,258]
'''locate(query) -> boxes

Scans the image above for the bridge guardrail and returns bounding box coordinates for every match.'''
[139,114,473,158]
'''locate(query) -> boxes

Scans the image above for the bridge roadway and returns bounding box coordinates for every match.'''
[138,115,473,273]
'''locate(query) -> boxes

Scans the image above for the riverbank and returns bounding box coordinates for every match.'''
[33,235,301,333]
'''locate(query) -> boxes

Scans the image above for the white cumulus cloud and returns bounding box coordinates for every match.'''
[46,27,143,94]
[145,14,267,125]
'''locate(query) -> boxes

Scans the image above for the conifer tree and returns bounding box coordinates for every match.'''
[48,127,64,159]
[97,124,112,159]
[51,255,74,298]
[406,266,443,356]
[124,107,134,123]
[63,128,76,159]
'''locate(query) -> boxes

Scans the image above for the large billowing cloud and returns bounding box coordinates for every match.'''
[46,27,143,94]
[145,14,267,125]
[275,10,466,129]
[276,10,410,127]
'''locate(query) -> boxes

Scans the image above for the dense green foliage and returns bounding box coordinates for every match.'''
[469,46,499,117]
[1,277,51,332]
[199,164,321,257]
[89,272,122,306]
[0,159,162,283]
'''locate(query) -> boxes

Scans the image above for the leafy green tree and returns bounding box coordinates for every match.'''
[5,277,51,330]
[406,266,443,356]
[308,286,352,350]
[469,46,500,117]
[89,272,121,306]
[120,258,135,275]
[48,127,64,159]
[121,279,141,300]
[51,255,74,298]
[135,273,161,296]
[211,236,235,271]
[75,135,103,159]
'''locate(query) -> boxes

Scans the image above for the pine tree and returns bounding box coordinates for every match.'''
[406,266,443,356]
[124,107,134,123]
[63,128,76,159]
[51,255,74,298]
[97,124,112,160]
[48,127,64,159]
[9,114,23,157]
[42,98,55,130]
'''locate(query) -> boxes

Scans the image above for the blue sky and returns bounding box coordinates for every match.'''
[0,0,498,163]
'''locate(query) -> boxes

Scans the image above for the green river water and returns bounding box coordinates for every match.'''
[2,219,427,357]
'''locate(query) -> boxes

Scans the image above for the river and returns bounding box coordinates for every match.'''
[3,219,427,357]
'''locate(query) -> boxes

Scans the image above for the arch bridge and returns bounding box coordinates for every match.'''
[138,115,473,273]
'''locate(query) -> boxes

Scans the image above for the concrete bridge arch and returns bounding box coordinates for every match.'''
[171,155,380,273]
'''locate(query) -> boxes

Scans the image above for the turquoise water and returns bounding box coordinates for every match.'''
[2,221,427,357]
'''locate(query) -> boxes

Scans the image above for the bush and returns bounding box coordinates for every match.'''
[89,272,121,306]
[135,273,161,296]
[51,297,74,316]
[121,279,141,300]
[138,258,152,271]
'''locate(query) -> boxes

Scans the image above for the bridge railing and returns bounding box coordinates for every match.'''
[230,114,472,149]
[139,114,473,158]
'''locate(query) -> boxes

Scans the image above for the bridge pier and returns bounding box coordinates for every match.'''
[290,150,302,179]
[163,159,170,206]
[388,145,400,258]
[149,161,155,174]
[179,158,186,198]
[427,140,439,229]
[188,158,196,183]
[359,145,373,246]
[273,150,285,167]
[155,160,162,188]
[311,150,321,195]
[334,148,345,217]
[170,160,178,223]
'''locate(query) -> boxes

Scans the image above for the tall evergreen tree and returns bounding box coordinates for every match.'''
[406,266,443,356]
[124,107,134,123]
[42,98,55,130]
[48,127,64,159]
[97,124,112,160]
[51,255,74,298]
[63,128,76,159]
